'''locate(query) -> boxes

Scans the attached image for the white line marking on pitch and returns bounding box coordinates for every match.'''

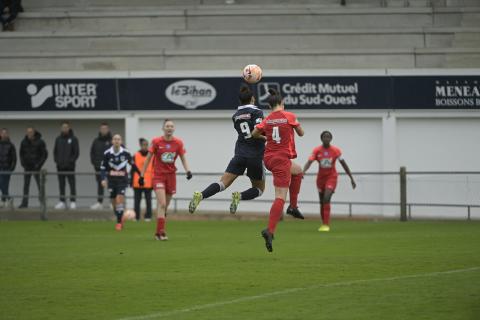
[117,266,480,320]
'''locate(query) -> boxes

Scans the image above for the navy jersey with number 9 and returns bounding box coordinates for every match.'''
[232,104,265,159]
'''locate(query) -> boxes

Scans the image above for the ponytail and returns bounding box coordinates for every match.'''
[267,88,283,108]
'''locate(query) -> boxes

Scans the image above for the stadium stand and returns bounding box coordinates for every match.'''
[0,0,478,71]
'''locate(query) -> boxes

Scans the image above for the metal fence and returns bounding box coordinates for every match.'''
[0,168,479,221]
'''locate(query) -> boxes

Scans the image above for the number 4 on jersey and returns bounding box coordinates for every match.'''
[272,126,281,144]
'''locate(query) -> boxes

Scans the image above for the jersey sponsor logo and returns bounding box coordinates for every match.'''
[166,80,216,109]
[27,83,98,109]
[109,170,126,176]
[266,118,288,125]
[234,114,251,121]
[320,158,333,168]
[161,152,176,163]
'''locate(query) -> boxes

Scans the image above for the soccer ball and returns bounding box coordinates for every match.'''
[123,209,136,221]
[242,64,262,84]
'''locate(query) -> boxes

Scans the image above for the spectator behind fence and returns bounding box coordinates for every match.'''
[19,126,48,209]
[53,121,79,210]
[90,122,112,210]
[0,128,16,209]
[132,138,153,221]
[0,0,22,31]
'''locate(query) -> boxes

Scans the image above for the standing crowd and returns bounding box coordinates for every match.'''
[0,122,156,221]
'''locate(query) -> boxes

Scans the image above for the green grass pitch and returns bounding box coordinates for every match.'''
[1,219,479,320]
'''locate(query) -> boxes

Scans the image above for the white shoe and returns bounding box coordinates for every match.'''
[69,202,77,210]
[144,218,151,222]
[90,202,103,210]
[0,201,5,209]
[54,201,66,210]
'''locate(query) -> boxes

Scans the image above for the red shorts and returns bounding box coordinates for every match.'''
[264,155,291,188]
[317,175,338,193]
[152,173,177,195]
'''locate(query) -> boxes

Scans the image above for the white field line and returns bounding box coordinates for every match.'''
[117,266,480,320]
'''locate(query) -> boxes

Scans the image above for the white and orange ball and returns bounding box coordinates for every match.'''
[242,64,263,84]
[123,209,136,221]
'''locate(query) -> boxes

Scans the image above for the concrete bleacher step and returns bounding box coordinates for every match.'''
[21,0,477,9]
[21,0,434,9]
[1,27,477,51]
[14,7,480,32]
[0,47,478,71]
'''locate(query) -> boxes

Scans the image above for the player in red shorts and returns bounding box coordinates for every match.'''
[252,88,305,252]
[303,130,356,232]
[139,119,192,241]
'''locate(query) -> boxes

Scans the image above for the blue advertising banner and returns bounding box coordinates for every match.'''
[0,79,118,111]
[0,75,479,111]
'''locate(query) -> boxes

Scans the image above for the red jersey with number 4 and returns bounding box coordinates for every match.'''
[309,145,342,177]
[149,136,185,175]
[256,110,300,159]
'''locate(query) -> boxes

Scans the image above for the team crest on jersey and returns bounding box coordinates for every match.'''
[120,155,125,161]
[161,152,176,163]
[324,151,329,156]
[166,144,171,149]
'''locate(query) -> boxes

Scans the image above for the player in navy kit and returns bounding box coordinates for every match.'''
[100,134,134,231]
[189,85,266,214]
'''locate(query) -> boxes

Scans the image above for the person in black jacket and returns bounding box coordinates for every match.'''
[53,121,79,210]
[19,126,48,208]
[0,128,16,208]
[0,0,21,31]
[90,122,112,210]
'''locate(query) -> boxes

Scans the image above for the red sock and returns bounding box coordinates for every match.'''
[156,217,166,234]
[323,203,331,225]
[268,198,285,234]
[289,173,303,208]
[320,204,325,222]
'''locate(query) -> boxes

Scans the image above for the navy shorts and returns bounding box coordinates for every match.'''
[225,156,265,181]
[108,182,127,199]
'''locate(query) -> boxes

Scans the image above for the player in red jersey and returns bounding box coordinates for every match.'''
[139,119,192,241]
[252,88,305,252]
[303,130,356,232]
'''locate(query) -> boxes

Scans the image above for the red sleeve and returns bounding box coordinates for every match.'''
[256,118,266,132]
[286,112,300,127]
[308,147,319,161]
[148,139,157,154]
[336,146,343,159]
[177,139,186,156]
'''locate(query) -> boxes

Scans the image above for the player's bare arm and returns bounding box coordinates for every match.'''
[339,159,356,189]
[251,127,263,139]
[295,124,305,137]
[179,154,193,180]
[303,159,314,174]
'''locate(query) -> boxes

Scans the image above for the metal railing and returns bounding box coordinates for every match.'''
[0,168,479,221]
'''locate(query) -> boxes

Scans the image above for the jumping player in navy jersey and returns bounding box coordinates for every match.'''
[189,85,266,214]
[100,134,135,231]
